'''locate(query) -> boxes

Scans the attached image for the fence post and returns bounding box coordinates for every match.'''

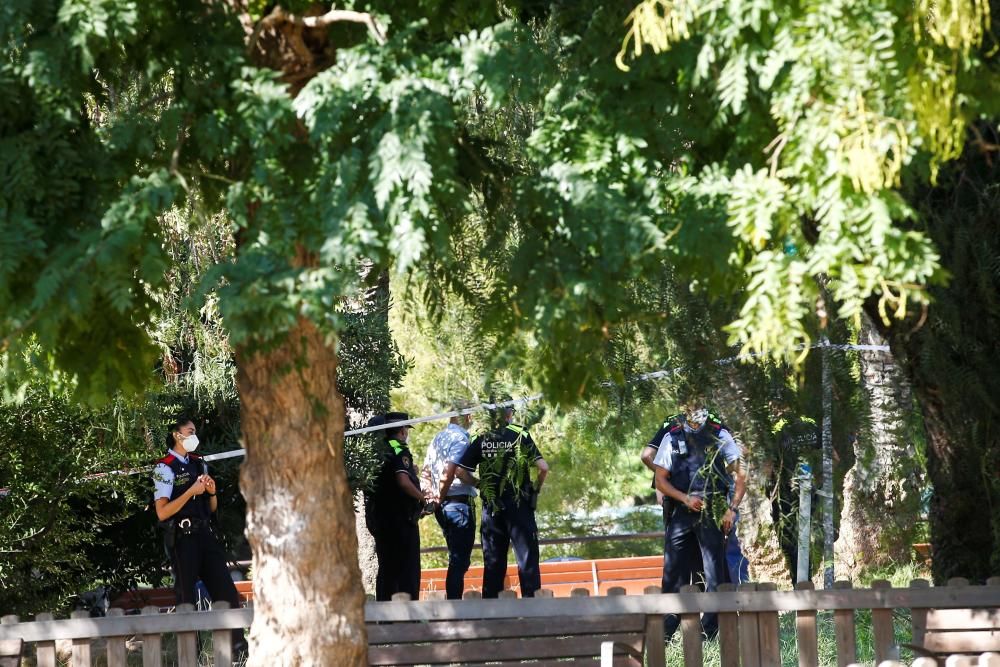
[535,589,554,598]
[462,590,482,599]
[498,590,517,599]
[175,603,198,667]
[212,601,233,667]
[390,592,412,602]
[643,586,666,667]
[909,579,930,647]
[738,582,760,667]
[756,582,780,665]
[795,581,819,667]
[716,583,739,667]
[570,588,591,597]
[796,464,813,584]
[679,584,703,667]
[69,610,92,667]
[870,580,895,663]
[833,580,856,667]
[141,606,163,667]
[105,608,127,667]
[0,615,21,667]
[34,612,56,667]
[607,586,627,596]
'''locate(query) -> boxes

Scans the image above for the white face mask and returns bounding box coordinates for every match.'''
[182,434,200,452]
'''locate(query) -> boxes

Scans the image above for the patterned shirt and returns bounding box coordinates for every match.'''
[424,423,477,497]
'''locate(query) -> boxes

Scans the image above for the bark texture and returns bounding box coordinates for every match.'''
[863,137,1000,582]
[835,317,922,576]
[237,320,366,666]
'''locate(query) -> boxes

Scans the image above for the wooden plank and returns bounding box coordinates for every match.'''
[871,580,895,664]
[0,636,21,667]
[462,590,482,600]
[757,582,780,666]
[572,588,591,597]
[0,607,252,642]
[716,584,739,667]
[978,653,1000,667]
[944,657,977,667]
[141,606,163,667]
[34,613,56,667]
[833,581,857,667]
[105,608,127,667]
[212,601,232,667]
[645,613,666,667]
[368,634,644,665]
[927,608,1000,630]
[924,630,1000,653]
[69,611,91,667]
[738,583,760,667]
[367,615,646,643]
[175,604,198,667]
[680,583,703,666]
[911,658,939,667]
[911,579,931,647]
[795,581,819,667]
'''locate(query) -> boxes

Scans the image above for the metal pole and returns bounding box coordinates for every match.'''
[821,336,835,589]
[796,463,813,584]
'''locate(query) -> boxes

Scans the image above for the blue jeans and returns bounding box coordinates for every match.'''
[661,510,726,640]
[436,500,476,599]
[725,514,750,585]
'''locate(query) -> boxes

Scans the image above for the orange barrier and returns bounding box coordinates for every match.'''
[420,555,663,597]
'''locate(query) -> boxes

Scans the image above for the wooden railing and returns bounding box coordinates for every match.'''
[2,579,998,666]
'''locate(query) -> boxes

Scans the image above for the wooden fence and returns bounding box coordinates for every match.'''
[2,579,999,666]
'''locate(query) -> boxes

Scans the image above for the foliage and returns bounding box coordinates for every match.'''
[0,387,152,615]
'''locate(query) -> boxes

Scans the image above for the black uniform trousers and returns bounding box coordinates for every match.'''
[660,509,727,640]
[373,517,421,601]
[170,526,245,649]
[481,498,541,598]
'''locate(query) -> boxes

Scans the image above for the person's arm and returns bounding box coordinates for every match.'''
[654,467,703,511]
[395,472,426,501]
[534,457,549,490]
[439,462,458,499]
[455,466,479,488]
[641,445,659,472]
[154,478,207,521]
[202,475,219,513]
[420,463,435,500]
[719,431,747,533]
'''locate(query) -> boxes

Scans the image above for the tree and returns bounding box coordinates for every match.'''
[3,2,996,663]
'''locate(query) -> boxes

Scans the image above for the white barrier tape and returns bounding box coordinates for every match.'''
[0,342,892,495]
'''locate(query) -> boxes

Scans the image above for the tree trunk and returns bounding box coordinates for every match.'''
[860,139,1000,583]
[835,317,922,576]
[236,319,367,666]
[354,493,378,596]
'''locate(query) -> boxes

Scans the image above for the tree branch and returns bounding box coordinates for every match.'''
[257,6,387,45]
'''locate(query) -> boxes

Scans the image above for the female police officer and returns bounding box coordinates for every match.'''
[152,417,246,652]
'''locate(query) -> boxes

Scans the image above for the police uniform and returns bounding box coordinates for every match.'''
[152,450,243,647]
[653,415,741,640]
[370,436,423,601]
[646,414,685,528]
[458,423,543,598]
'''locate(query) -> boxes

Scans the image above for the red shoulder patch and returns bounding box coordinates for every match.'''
[158,454,176,465]
[188,453,202,460]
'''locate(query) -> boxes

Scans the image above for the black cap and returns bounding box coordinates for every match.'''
[384,412,410,424]
[365,414,386,429]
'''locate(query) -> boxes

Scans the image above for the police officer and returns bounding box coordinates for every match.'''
[456,399,549,598]
[152,418,246,652]
[642,413,685,528]
[369,412,433,601]
[654,407,746,641]
[421,400,477,600]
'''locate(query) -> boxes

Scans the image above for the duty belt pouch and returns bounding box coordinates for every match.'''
[160,521,176,550]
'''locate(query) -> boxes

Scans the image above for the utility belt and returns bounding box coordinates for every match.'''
[173,517,212,535]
